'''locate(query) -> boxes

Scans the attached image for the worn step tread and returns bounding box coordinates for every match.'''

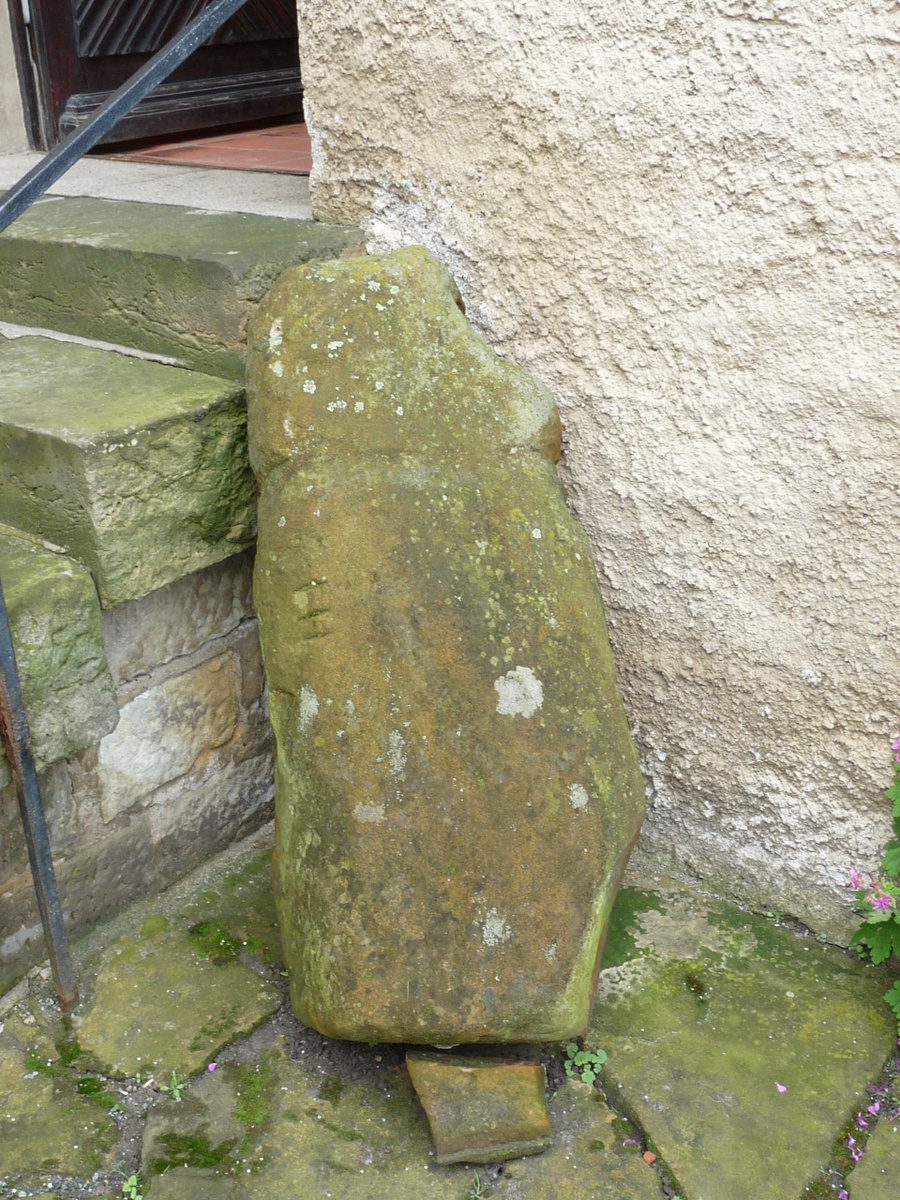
[0,194,364,376]
[0,335,254,607]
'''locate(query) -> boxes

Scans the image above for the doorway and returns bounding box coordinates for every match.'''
[8,0,302,150]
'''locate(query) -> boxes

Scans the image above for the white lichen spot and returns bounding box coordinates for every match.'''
[532,528,541,539]
[269,360,284,377]
[389,285,400,295]
[327,399,347,412]
[353,803,385,825]
[268,318,283,351]
[482,909,512,947]
[388,729,407,776]
[396,406,404,416]
[303,379,316,394]
[569,783,590,811]
[297,685,319,732]
[277,516,286,528]
[327,340,344,351]
[494,666,543,718]
[354,401,365,413]
[367,279,381,291]
[345,699,355,716]
[543,942,558,964]
[375,380,384,391]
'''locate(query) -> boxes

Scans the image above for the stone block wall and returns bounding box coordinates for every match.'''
[0,552,273,993]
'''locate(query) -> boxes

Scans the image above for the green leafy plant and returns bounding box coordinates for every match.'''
[564,1042,607,1085]
[159,1069,185,1100]
[849,728,900,1029]
[465,1171,491,1199]
[118,1169,142,1200]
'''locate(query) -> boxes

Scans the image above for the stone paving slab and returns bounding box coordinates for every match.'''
[0,528,117,787]
[0,195,364,377]
[845,1078,900,1199]
[590,882,898,1200]
[0,336,254,605]
[76,918,280,1080]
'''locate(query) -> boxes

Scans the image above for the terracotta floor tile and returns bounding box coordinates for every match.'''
[108,122,312,176]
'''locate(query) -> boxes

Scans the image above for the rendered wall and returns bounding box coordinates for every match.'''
[298,0,900,938]
[0,2,29,152]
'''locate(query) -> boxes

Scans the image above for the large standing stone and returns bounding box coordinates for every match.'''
[247,247,645,1043]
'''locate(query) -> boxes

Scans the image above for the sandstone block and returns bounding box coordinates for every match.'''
[98,655,238,821]
[406,1054,551,1164]
[0,530,117,787]
[0,337,254,607]
[101,552,254,687]
[248,247,645,1043]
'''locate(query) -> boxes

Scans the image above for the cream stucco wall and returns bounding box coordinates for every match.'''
[298,0,900,939]
[0,2,29,152]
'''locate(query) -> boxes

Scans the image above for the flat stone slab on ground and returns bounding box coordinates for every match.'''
[494,1079,661,1199]
[0,196,364,376]
[0,529,117,786]
[0,336,254,606]
[845,1078,900,1198]
[590,883,897,1200]
[76,918,280,1079]
[0,1038,117,1176]
[406,1054,551,1164]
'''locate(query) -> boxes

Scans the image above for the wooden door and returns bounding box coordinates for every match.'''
[21,0,302,147]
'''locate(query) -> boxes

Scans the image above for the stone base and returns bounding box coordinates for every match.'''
[0,553,273,993]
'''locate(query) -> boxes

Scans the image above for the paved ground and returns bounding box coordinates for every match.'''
[0,153,312,219]
[1,825,898,1199]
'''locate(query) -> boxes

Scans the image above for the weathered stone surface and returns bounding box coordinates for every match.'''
[0,196,365,377]
[180,847,282,966]
[846,1080,900,1199]
[97,654,239,821]
[101,552,254,687]
[494,1079,661,1199]
[0,1038,116,1175]
[76,922,280,1079]
[0,530,117,787]
[0,336,254,606]
[406,1054,550,1164]
[247,247,645,1043]
[590,883,897,1200]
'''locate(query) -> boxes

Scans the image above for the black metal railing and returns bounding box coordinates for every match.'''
[0,0,250,235]
[0,0,251,1010]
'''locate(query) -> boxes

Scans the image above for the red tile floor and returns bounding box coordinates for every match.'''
[109,122,312,175]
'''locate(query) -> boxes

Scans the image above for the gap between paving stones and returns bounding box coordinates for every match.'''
[1,826,898,1199]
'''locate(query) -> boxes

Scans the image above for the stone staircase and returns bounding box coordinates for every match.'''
[0,191,363,989]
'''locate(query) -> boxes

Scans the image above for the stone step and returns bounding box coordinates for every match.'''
[0,194,364,377]
[0,334,255,607]
[0,528,117,788]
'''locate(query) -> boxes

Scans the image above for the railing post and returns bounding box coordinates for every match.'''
[0,577,78,1011]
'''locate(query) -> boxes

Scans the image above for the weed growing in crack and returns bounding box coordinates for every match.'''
[117,1168,142,1200]
[563,1041,607,1085]
[465,1170,491,1199]
[158,1070,185,1100]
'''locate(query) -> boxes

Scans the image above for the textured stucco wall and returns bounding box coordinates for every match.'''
[0,3,29,152]
[298,0,900,939]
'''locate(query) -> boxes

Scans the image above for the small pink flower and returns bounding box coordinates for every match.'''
[872,893,893,914]
[868,1101,881,1115]
[776,1083,787,1093]
[208,1062,217,1072]
[848,868,863,890]
[857,1114,868,1128]
[839,1191,848,1199]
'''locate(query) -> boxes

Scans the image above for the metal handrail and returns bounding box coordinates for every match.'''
[0,0,252,1009]
[0,0,250,235]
